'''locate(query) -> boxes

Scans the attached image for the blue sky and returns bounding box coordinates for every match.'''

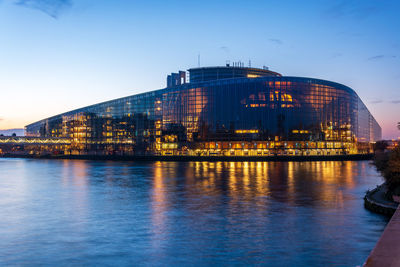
[0,0,399,139]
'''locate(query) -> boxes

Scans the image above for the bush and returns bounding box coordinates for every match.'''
[384,146,400,192]
[375,145,400,193]
[374,140,389,152]
[373,150,389,174]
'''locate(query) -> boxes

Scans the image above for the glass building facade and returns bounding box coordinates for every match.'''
[25,66,381,156]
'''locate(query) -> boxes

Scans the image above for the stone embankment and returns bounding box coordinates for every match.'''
[364,184,398,216]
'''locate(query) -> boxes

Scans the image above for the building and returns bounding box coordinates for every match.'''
[25,65,381,156]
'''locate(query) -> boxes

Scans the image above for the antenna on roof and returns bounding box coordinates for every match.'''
[248,59,251,68]
[198,54,200,68]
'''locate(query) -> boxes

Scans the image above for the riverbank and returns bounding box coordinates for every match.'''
[364,184,398,216]
[364,204,400,266]
[0,153,373,162]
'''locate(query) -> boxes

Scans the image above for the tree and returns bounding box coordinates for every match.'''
[384,146,400,194]
[11,133,16,137]
[374,140,389,152]
[398,122,400,131]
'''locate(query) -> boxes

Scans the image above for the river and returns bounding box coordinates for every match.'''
[0,159,388,266]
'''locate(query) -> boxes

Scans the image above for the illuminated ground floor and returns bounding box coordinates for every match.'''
[158,141,371,156]
[0,138,373,157]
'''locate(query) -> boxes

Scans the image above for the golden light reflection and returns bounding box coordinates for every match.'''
[228,161,238,195]
[137,160,365,248]
[61,160,89,229]
[72,160,88,187]
[183,161,358,208]
[151,161,168,249]
[243,161,250,188]
[287,161,295,202]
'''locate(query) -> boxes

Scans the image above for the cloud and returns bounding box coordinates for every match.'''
[324,1,347,19]
[367,55,397,61]
[323,0,380,20]
[367,55,384,61]
[332,52,343,58]
[268,39,283,45]
[15,0,72,19]
[219,46,230,54]
[369,99,400,104]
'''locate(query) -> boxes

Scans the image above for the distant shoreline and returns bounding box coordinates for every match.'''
[0,128,24,136]
[0,153,373,162]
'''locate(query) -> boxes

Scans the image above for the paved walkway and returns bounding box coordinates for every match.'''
[364,202,400,266]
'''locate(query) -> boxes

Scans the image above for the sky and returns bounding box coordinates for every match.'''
[0,0,399,139]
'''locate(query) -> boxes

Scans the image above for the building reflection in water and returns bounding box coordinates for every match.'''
[145,160,368,265]
[52,159,373,263]
[149,160,361,218]
[151,161,167,249]
[59,160,89,233]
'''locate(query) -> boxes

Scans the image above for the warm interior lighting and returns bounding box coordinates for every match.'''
[292,130,309,134]
[270,91,293,102]
[235,130,259,134]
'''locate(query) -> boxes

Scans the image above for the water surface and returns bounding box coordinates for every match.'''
[0,159,388,266]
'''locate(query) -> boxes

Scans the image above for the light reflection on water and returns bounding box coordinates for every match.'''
[0,159,388,266]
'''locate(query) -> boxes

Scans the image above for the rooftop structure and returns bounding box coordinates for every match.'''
[188,65,281,83]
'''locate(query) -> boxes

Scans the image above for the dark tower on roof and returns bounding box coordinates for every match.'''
[167,71,186,87]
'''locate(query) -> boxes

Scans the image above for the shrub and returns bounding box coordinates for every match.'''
[385,146,400,192]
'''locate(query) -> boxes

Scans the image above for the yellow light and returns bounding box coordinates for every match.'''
[235,129,259,134]
[247,74,260,78]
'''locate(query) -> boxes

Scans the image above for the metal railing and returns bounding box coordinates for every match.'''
[0,136,71,145]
